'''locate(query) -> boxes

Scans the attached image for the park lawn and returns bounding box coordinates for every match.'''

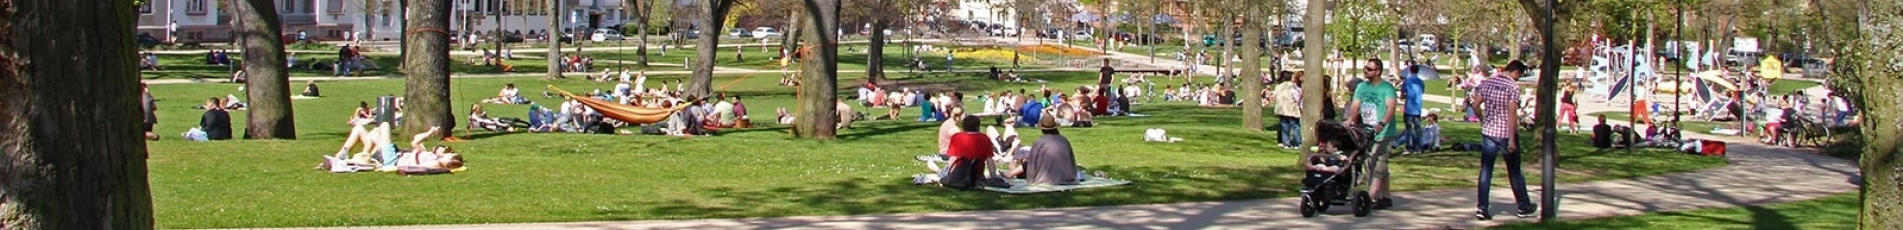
[1487,192,1858,230]
[140,53,688,80]
[144,71,1723,228]
[1767,79,1820,95]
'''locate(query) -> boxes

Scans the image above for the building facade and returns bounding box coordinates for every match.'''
[135,0,633,43]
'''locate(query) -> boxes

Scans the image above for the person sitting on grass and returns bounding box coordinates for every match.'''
[917,115,996,189]
[836,99,856,129]
[141,52,162,70]
[1418,113,1444,152]
[185,97,233,141]
[1007,115,1080,185]
[482,84,528,104]
[937,107,967,155]
[301,80,321,97]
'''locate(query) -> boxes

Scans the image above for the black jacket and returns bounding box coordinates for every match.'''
[201,109,232,140]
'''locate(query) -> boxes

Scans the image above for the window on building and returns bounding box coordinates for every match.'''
[140,0,153,14]
[185,0,208,15]
[382,2,395,27]
[303,0,316,14]
[281,0,295,13]
[327,0,344,14]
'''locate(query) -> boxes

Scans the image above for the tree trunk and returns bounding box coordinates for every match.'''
[1239,3,1264,132]
[1854,1,1903,228]
[237,0,297,140]
[635,0,650,66]
[403,0,454,138]
[689,0,738,98]
[0,0,155,228]
[1515,0,1575,221]
[866,15,889,84]
[546,0,564,79]
[1297,0,1327,166]
[793,0,841,139]
[782,9,802,60]
[1219,14,1234,80]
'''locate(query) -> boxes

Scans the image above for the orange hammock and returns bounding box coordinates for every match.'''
[546,85,686,124]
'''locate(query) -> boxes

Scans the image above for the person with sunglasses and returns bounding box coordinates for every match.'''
[1345,58,1401,211]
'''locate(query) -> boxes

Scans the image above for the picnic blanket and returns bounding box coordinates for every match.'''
[981,175,1132,194]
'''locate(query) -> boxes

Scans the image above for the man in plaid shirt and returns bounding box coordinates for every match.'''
[1471,61,1538,220]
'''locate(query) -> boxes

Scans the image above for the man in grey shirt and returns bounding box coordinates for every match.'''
[1024,114,1079,185]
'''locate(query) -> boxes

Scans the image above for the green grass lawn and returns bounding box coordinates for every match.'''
[1488,192,1858,230]
[144,70,1724,228]
[1767,79,1821,95]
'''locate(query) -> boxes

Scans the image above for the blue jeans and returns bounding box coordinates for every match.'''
[1836,110,1852,125]
[1277,116,1301,147]
[1402,115,1423,151]
[1477,136,1534,212]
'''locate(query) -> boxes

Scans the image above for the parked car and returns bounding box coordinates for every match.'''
[751,27,782,39]
[590,28,625,41]
[729,28,752,38]
[986,25,1017,36]
[136,33,163,48]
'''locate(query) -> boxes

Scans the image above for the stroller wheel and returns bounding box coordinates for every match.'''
[1313,192,1332,212]
[1300,197,1318,218]
[1352,191,1373,217]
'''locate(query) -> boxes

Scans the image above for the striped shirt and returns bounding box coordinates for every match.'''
[1476,74,1521,139]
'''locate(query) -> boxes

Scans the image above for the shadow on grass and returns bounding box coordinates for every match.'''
[569,165,1301,229]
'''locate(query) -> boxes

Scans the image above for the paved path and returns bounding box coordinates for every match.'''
[215,42,1859,230]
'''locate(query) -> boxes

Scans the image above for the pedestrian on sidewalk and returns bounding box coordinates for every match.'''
[1471,61,1538,220]
[1345,58,1399,210]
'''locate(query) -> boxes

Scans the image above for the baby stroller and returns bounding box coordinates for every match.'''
[1300,121,1377,217]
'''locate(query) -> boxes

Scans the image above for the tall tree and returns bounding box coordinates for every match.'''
[403,0,454,138]
[0,0,155,228]
[1848,0,1903,227]
[236,0,297,139]
[361,0,382,41]
[793,0,841,139]
[1297,0,1326,166]
[545,0,563,79]
[631,0,653,66]
[1238,0,1264,131]
[855,0,915,84]
[688,0,741,98]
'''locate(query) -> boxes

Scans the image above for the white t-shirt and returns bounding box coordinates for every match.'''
[633,75,647,93]
[619,71,632,82]
[500,88,519,98]
[1834,97,1850,111]
[614,83,632,98]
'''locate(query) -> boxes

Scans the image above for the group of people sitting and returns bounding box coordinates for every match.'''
[317,125,465,174]
[559,55,595,73]
[204,49,234,66]
[915,109,1084,188]
[141,52,163,70]
[480,84,531,104]
[469,48,515,72]
[1161,83,1239,108]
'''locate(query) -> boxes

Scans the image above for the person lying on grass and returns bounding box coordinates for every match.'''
[469,104,524,132]
[320,122,402,172]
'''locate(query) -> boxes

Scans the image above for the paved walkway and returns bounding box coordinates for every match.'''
[222,41,1859,230]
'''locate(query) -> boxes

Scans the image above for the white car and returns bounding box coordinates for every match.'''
[590,29,624,41]
[751,27,782,39]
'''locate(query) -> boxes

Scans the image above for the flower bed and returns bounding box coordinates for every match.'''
[1014,45,1102,57]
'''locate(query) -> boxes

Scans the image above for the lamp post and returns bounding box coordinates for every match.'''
[1673,0,1682,135]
